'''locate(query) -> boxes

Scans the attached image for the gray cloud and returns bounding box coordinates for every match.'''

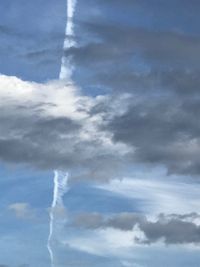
[139,218,200,245]
[0,75,129,182]
[72,212,200,245]
[72,212,145,231]
[73,22,200,69]
[73,213,104,229]
[1,1,200,178]
[71,20,200,101]
[2,72,200,177]
[105,95,200,175]
[91,69,200,96]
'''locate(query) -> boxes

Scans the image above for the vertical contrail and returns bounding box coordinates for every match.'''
[59,0,77,80]
[48,1,77,266]
[47,170,69,267]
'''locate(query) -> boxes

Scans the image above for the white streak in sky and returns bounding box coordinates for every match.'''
[59,0,77,80]
[48,1,77,265]
[47,171,69,267]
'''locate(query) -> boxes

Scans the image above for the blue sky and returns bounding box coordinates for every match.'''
[1,1,200,267]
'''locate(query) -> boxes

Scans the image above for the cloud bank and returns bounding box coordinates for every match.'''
[1,72,200,178]
[71,212,200,245]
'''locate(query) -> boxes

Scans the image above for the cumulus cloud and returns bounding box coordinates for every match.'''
[0,74,129,181]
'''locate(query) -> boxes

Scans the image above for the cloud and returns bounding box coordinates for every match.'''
[72,16,200,97]
[1,1,200,179]
[71,211,200,245]
[138,216,200,245]
[71,25,200,68]
[0,74,128,181]
[90,69,200,96]
[61,22,200,178]
[2,72,200,177]
[106,95,200,175]
[72,212,145,231]
[8,202,35,219]
[72,213,104,229]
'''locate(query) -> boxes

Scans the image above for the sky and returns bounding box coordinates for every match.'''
[1,0,200,266]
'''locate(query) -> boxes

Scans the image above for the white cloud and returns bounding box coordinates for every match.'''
[97,170,200,216]
[0,74,90,119]
[64,228,136,258]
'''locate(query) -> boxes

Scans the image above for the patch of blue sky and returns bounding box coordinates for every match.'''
[64,182,145,214]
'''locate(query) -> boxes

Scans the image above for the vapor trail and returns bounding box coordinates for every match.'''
[59,0,77,80]
[47,171,69,267]
[48,1,77,265]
